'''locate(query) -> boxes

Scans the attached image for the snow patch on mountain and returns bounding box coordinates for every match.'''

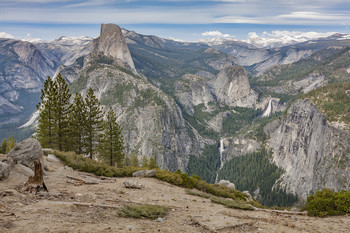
[243,31,336,48]
[51,36,93,46]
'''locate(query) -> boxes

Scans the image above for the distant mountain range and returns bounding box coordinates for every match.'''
[0,24,349,206]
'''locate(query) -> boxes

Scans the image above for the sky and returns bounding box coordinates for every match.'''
[0,0,349,44]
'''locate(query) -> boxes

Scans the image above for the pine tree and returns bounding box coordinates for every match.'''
[85,88,103,159]
[99,107,125,166]
[69,93,87,154]
[37,77,57,148]
[124,154,131,167]
[6,136,16,154]
[1,139,7,154]
[53,74,71,151]
[148,155,159,169]
[131,153,139,167]
[141,155,149,168]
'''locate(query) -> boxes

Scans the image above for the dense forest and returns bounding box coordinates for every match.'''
[188,147,298,207]
[218,150,298,206]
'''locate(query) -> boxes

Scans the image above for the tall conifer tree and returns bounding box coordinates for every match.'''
[1,139,7,154]
[99,107,125,166]
[69,93,87,154]
[85,87,103,159]
[149,155,159,169]
[131,153,139,167]
[37,77,57,148]
[5,136,16,154]
[53,74,71,151]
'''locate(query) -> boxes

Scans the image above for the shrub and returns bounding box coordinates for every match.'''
[53,150,142,177]
[186,189,254,211]
[155,169,183,186]
[118,204,168,219]
[306,189,350,217]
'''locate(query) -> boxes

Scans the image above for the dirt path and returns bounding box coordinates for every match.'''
[1,157,349,233]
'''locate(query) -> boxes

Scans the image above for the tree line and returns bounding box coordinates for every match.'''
[36,73,125,167]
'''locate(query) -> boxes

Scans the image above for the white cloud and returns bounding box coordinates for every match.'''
[22,33,43,42]
[201,30,232,38]
[278,11,349,21]
[243,31,336,48]
[0,32,14,39]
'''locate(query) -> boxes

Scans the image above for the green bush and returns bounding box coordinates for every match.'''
[53,150,142,177]
[186,189,255,211]
[306,189,350,217]
[118,204,169,219]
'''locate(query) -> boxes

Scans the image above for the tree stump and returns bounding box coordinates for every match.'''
[22,160,48,194]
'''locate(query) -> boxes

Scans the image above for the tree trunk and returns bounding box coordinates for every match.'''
[22,161,48,194]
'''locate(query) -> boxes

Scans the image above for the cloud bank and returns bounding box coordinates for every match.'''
[201,30,233,38]
[0,32,14,39]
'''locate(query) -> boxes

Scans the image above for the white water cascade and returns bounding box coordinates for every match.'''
[215,137,225,183]
[262,98,273,117]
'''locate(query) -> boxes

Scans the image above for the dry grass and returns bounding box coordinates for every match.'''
[118,204,169,219]
[186,189,255,211]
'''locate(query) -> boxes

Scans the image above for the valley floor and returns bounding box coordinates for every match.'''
[0,156,349,233]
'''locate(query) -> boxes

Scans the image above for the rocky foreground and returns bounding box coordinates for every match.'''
[0,153,349,233]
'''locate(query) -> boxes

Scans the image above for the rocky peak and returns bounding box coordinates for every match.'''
[210,65,257,108]
[92,24,135,71]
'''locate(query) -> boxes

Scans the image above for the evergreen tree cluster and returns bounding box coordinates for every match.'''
[218,150,298,207]
[36,74,125,167]
[123,153,159,169]
[187,144,220,183]
[1,136,16,154]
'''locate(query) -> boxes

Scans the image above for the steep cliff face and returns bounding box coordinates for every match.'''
[266,99,350,199]
[0,39,57,121]
[174,65,259,114]
[253,49,313,74]
[92,24,135,71]
[174,74,215,115]
[67,55,199,171]
[209,66,257,108]
[0,39,56,92]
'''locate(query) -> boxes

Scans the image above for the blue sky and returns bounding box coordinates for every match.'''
[0,0,349,42]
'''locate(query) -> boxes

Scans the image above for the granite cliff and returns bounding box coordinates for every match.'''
[92,24,135,72]
[266,99,350,199]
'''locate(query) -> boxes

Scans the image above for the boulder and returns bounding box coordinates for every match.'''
[218,179,236,189]
[7,138,44,169]
[132,169,156,177]
[42,148,54,156]
[243,190,254,202]
[123,181,143,189]
[0,161,12,180]
[13,164,35,177]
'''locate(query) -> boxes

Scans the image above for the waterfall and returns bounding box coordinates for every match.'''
[262,98,273,117]
[219,138,224,169]
[215,137,225,183]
